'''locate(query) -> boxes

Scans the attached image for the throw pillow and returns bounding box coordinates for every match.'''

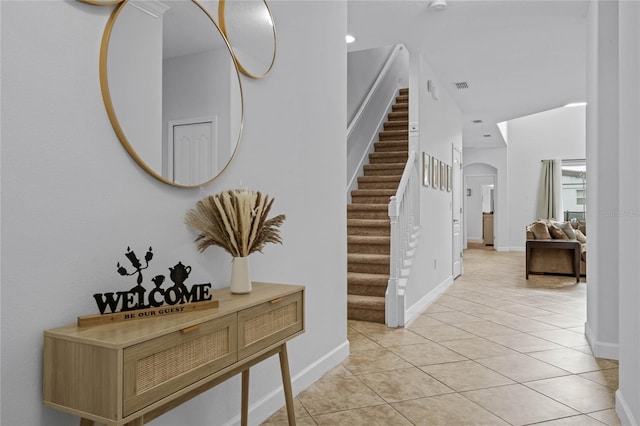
[549,223,569,240]
[530,221,551,239]
[575,229,587,243]
[578,220,586,236]
[557,221,577,239]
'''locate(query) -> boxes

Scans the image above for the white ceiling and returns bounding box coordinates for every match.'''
[347,0,589,148]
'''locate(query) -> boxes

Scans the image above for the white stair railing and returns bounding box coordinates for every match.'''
[386,150,421,327]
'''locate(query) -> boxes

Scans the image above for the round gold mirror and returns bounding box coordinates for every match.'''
[100,0,244,187]
[218,0,276,79]
[78,0,124,5]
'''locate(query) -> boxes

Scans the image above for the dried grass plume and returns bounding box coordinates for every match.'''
[185,189,286,257]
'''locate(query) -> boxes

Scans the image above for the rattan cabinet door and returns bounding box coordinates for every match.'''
[123,313,237,416]
[237,291,303,360]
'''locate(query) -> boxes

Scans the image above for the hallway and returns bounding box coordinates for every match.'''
[264,249,620,425]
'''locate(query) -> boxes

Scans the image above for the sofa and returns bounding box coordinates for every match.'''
[526,220,586,276]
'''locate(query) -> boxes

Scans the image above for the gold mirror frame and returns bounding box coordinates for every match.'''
[78,0,124,5]
[218,0,276,79]
[99,0,244,188]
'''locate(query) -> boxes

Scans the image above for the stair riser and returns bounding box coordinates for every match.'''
[396,95,408,103]
[351,196,393,204]
[348,263,389,275]
[357,182,400,190]
[379,132,409,141]
[348,284,387,297]
[369,156,408,164]
[384,122,408,130]
[363,169,403,177]
[347,211,389,220]
[392,104,408,112]
[388,111,408,120]
[347,307,385,323]
[347,226,390,237]
[374,143,408,152]
[357,176,402,184]
[348,243,390,255]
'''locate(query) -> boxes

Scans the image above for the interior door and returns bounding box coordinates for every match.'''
[169,117,217,186]
[452,147,463,278]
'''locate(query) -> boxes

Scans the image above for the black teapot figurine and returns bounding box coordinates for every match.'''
[169,262,192,287]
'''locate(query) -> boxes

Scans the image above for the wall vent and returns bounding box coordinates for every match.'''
[454,81,470,89]
[483,134,492,138]
[472,119,483,124]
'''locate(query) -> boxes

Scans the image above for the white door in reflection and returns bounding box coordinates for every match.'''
[169,117,217,186]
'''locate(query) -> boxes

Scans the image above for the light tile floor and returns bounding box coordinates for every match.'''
[262,249,620,425]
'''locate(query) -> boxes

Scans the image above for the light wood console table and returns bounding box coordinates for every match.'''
[43,282,305,426]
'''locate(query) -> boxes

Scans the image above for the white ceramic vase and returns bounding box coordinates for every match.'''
[230,256,252,294]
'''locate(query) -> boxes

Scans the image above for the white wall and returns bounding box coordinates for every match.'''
[0,1,348,425]
[585,0,620,363]
[617,2,640,423]
[405,53,462,312]
[505,105,586,250]
[347,45,394,124]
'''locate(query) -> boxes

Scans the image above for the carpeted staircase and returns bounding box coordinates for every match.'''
[347,88,409,324]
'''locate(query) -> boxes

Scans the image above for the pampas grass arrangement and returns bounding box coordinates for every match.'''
[184,189,286,258]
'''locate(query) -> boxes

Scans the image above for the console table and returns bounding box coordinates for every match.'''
[526,239,581,283]
[43,282,304,426]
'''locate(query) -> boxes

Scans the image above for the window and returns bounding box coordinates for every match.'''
[562,160,586,221]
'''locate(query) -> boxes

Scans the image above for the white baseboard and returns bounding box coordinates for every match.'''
[506,246,525,252]
[223,340,350,426]
[585,322,620,360]
[404,275,454,326]
[616,389,639,426]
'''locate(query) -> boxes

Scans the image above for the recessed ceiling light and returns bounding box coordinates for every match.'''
[346,34,356,44]
[564,102,587,107]
[429,0,447,11]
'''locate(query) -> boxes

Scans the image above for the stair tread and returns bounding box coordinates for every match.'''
[347,204,388,210]
[347,294,385,308]
[347,219,390,226]
[352,189,396,195]
[348,235,390,243]
[348,253,390,263]
[358,176,401,182]
[370,152,408,158]
[364,163,406,169]
[375,140,409,145]
[348,272,389,280]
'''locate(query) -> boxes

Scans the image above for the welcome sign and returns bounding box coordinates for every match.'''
[77,247,219,327]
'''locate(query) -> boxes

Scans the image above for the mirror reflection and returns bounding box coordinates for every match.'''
[101,0,243,187]
[218,0,276,78]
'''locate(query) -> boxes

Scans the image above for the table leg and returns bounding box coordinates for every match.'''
[278,344,296,426]
[574,244,581,283]
[526,243,530,280]
[241,369,250,426]
[79,419,94,426]
[124,418,144,426]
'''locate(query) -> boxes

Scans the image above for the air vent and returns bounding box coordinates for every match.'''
[483,134,492,138]
[472,119,483,124]
[454,81,470,90]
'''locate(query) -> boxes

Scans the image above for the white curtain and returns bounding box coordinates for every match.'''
[537,159,563,220]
